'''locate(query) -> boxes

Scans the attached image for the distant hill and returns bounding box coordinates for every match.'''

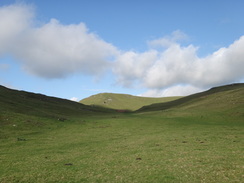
[80,93,181,111]
[137,83,244,115]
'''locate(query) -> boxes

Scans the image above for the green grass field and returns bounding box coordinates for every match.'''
[0,84,243,182]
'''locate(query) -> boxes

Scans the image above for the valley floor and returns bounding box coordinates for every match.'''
[0,110,243,183]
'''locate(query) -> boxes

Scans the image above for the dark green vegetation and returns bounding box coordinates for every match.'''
[0,84,243,182]
[80,93,180,111]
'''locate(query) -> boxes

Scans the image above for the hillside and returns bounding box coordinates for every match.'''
[137,83,244,115]
[1,83,244,182]
[0,85,115,116]
[0,85,114,131]
[80,93,181,111]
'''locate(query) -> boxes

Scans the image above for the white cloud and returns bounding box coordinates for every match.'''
[143,44,199,88]
[0,4,118,78]
[0,63,10,71]
[70,97,79,102]
[114,33,244,95]
[193,36,244,87]
[141,85,202,97]
[1,3,244,97]
[149,30,188,48]
[15,19,118,78]
[113,50,157,87]
[0,3,33,55]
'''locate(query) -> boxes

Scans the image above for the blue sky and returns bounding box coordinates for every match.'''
[0,0,244,101]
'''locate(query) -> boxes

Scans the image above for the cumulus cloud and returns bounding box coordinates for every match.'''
[70,97,79,102]
[140,85,202,97]
[15,19,118,78]
[146,36,244,89]
[149,30,188,48]
[1,3,244,97]
[0,4,118,78]
[143,44,199,88]
[0,3,33,55]
[0,63,10,71]
[113,50,158,87]
[114,32,244,96]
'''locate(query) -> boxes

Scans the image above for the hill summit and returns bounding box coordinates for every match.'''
[80,93,181,111]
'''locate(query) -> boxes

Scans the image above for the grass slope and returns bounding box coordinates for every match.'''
[137,83,244,114]
[0,85,114,138]
[0,85,113,117]
[80,93,181,111]
[0,84,243,182]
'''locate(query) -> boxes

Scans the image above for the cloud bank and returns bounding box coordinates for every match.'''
[70,97,79,102]
[0,3,244,97]
[0,4,118,78]
[0,4,33,55]
[114,32,244,96]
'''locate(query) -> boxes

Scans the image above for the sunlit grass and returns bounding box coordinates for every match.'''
[1,112,243,182]
[0,84,243,182]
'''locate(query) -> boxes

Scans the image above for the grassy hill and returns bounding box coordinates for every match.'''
[137,83,244,114]
[0,85,114,138]
[0,85,113,117]
[0,83,243,182]
[80,93,181,111]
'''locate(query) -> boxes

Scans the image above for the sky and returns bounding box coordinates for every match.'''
[0,0,244,101]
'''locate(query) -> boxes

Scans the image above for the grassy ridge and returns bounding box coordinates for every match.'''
[0,85,114,117]
[137,83,244,114]
[80,92,181,111]
[0,85,114,139]
[0,84,243,182]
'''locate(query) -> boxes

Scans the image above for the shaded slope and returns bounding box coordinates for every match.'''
[0,85,117,139]
[136,83,244,114]
[80,93,181,111]
[0,85,114,120]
